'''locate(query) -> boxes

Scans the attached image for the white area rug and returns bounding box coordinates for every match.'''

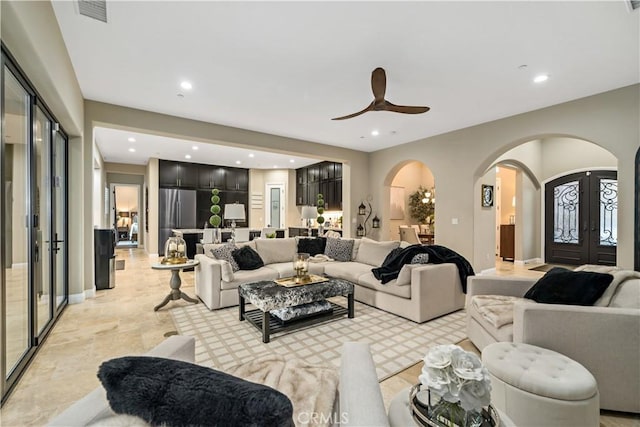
[170,300,466,380]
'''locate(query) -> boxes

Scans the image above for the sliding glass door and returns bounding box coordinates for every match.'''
[1,48,69,404]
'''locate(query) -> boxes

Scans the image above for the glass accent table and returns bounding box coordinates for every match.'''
[151,259,199,311]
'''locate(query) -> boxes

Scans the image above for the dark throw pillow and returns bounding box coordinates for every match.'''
[297,237,327,256]
[98,356,293,427]
[524,267,613,305]
[232,246,265,270]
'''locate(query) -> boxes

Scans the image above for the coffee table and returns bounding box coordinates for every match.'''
[238,278,354,343]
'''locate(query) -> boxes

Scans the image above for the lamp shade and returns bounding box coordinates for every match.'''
[224,204,246,221]
[301,206,317,220]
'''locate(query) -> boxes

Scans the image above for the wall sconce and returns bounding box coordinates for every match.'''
[357,224,365,237]
[372,215,380,229]
[358,202,366,216]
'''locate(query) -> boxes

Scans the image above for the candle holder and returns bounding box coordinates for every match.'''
[293,253,310,283]
[162,236,188,264]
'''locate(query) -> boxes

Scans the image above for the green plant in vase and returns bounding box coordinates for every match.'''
[316,193,325,236]
[209,188,222,243]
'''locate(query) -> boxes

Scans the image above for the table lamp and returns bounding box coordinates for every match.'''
[224,203,246,243]
[301,205,317,237]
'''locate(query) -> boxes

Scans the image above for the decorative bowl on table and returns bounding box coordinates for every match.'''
[161,236,188,264]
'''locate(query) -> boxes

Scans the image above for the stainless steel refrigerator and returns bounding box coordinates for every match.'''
[158,189,197,254]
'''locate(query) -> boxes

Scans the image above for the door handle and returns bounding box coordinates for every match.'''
[590,220,596,232]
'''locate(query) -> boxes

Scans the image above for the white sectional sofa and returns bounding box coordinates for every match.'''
[195,237,466,323]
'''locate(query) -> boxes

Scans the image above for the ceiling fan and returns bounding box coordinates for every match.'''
[331,67,430,120]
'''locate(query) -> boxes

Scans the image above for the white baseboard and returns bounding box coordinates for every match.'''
[69,287,96,304]
[479,267,497,275]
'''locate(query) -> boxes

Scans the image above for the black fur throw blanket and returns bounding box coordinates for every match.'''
[371,244,475,293]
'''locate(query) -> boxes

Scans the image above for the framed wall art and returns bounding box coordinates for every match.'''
[481,184,494,208]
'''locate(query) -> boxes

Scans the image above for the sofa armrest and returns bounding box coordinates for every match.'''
[409,263,466,322]
[340,342,389,427]
[195,254,223,310]
[513,303,640,412]
[465,276,536,306]
[47,336,196,426]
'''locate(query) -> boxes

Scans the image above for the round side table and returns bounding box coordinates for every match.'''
[152,259,200,311]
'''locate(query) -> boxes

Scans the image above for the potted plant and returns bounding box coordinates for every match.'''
[409,186,435,229]
[209,188,222,243]
[316,193,325,236]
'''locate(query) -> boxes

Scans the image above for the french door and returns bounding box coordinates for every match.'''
[1,48,68,405]
[545,170,617,265]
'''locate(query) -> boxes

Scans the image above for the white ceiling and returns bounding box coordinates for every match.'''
[53,1,639,164]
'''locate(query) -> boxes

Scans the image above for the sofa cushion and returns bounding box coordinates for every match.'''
[217,260,235,282]
[221,268,279,290]
[355,238,400,267]
[232,246,264,270]
[609,278,640,309]
[468,302,515,343]
[325,237,354,262]
[255,238,297,265]
[264,262,295,278]
[323,262,371,283]
[524,267,613,305]
[296,237,327,256]
[396,264,423,286]
[357,272,411,298]
[97,356,293,427]
[210,244,239,272]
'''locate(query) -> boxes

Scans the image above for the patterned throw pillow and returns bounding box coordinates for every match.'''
[411,253,430,264]
[324,238,354,262]
[210,244,239,272]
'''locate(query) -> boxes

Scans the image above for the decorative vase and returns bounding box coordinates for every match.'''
[293,253,310,283]
[409,384,497,427]
[212,228,221,244]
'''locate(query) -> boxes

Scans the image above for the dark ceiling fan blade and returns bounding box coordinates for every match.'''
[383,100,430,114]
[371,67,387,102]
[331,102,375,120]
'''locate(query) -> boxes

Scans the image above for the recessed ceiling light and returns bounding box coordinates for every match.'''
[235,160,241,165]
[533,74,549,83]
[371,130,379,136]
[128,137,136,142]
[128,148,135,153]
[185,154,191,159]
[192,146,198,150]
[180,81,193,90]
[289,159,295,163]
[248,153,255,158]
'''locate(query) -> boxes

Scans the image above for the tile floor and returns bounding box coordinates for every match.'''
[0,251,637,426]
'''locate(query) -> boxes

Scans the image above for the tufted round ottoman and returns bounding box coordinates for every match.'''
[482,342,599,427]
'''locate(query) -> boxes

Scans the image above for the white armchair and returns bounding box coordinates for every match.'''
[466,274,640,413]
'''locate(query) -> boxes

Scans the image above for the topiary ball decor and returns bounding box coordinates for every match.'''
[209,214,222,227]
[209,188,222,228]
[316,193,325,226]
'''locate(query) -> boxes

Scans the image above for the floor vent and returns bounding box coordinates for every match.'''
[78,0,107,23]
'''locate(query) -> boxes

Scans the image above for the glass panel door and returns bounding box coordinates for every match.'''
[34,106,52,336]
[270,187,280,227]
[3,67,31,377]
[53,129,67,311]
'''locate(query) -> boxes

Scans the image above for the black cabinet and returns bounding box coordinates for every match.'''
[198,164,226,189]
[225,167,249,191]
[296,161,343,209]
[159,160,198,188]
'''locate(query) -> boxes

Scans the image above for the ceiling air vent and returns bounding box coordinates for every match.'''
[78,0,107,23]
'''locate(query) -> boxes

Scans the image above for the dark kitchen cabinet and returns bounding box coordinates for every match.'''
[198,165,226,189]
[159,160,198,188]
[296,161,343,208]
[225,168,249,191]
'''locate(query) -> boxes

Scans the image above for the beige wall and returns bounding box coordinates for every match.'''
[540,137,617,181]
[497,167,516,225]
[248,169,295,229]
[372,84,639,270]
